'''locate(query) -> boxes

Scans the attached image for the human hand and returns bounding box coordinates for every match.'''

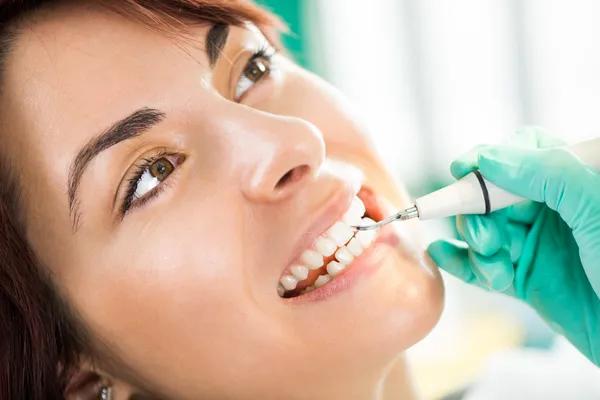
[428,126,600,365]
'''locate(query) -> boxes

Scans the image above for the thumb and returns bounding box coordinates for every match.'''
[478,146,600,229]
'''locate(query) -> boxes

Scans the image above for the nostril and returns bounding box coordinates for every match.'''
[275,165,310,190]
[276,170,294,188]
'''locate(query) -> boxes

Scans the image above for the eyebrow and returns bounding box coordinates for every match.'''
[206,23,230,67]
[68,107,166,230]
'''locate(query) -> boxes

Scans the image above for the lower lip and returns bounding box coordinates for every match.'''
[283,224,400,303]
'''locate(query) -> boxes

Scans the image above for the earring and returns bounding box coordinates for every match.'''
[99,385,112,400]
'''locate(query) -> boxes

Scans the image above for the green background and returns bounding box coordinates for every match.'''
[255,0,310,69]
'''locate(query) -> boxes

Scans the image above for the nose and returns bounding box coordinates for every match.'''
[243,116,325,202]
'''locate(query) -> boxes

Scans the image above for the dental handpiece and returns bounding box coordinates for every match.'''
[355,137,600,231]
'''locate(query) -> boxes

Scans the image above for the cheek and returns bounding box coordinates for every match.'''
[67,200,256,366]
[259,68,408,204]
[259,66,369,150]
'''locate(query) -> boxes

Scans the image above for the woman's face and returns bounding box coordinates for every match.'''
[2,3,443,399]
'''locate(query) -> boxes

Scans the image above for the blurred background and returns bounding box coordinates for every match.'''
[256,0,600,398]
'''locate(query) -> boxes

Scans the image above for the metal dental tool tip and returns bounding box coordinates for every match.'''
[353,206,419,231]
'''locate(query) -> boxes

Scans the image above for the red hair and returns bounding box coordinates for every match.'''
[0,1,280,398]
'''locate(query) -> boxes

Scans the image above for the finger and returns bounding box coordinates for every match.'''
[505,201,541,225]
[427,239,484,286]
[508,125,565,148]
[449,126,564,181]
[450,145,490,180]
[506,221,528,264]
[469,248,514,292]
[490,126,557,225]
[456,212,508,257]
[478,146,600,229]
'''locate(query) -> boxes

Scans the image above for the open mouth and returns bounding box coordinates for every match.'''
[277,187,384,299]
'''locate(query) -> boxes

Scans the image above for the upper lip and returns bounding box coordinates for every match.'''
[285,183,356,270]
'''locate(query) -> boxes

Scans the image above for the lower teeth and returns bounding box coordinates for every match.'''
[314,274,331,288]
[300,285,316,294]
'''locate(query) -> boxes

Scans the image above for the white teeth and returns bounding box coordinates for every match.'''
[356,229,376,248]
[346,237,364,257]
[301,249,324,269]
[315,237,337,257]
[342,211,362,228]
[342,201,363,226]
[359,217,376,227]
[290,265,309,281]
[343,197,366,225]
[279,196,377,297]
[356,218,377,248]
[301,285,316,294]
[326,260,345,276]
[335,246,354,265]
[351,179,362,194]
[353,197,366,217]
[314,274,331,288]
[326,221,355,247]
[280,275,298,291]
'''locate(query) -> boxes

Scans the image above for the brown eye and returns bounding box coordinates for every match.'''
[243,58,268,82]
[129,156,178,205]
[235,57,271,100]
[149,158,174,181]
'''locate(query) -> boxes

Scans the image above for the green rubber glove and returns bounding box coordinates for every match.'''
[427,126,600,366]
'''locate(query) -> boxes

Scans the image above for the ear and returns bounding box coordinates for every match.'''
[64,367,112,400]
[64,359,134,400]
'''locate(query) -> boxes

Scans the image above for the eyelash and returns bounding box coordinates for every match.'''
[251,44,277,68]
[121,150,179,216]
[235,45,277,102]
[119,47,276,217]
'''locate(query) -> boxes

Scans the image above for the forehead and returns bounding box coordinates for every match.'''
[0,3,219,203]
[4,3,212,129]
[0,3,225,237]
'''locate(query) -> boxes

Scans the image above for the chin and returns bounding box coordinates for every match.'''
[359,187,445,358]
[279,183,444,378]
[343,222,445,367]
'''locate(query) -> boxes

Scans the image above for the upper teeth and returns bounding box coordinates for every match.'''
[301,249,324,269]
[315,237,337,257]
[290,265,309,280]
[326,222,355,247]
[278,196,379,296]
[280,275,299,291]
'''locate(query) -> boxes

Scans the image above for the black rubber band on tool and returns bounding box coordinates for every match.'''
[473,170,491,214]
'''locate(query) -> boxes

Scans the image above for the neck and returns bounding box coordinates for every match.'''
[321,355,418,400]
[380,355,418,400]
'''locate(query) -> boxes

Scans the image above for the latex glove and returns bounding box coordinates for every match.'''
[427,126,600,366]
